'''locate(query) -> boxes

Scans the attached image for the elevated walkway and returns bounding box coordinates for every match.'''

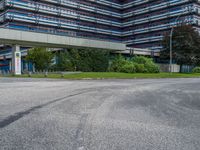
[114,47,160,57]
[0,28,126,50]
[0,28,126,75]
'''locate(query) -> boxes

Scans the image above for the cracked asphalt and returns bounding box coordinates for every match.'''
[0,77,200,150]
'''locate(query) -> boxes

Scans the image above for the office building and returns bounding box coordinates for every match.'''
[0,0,199,72]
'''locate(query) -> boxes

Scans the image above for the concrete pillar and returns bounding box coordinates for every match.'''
[12,45,21,75]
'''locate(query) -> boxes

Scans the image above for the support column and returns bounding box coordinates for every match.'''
[12,45,21,75]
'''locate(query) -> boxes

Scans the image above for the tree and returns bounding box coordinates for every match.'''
[26,47,54,71]
[81,48,109,72]
[67,48,80,71]
[54,51,74,71]
[68,48,110,72]
[161,25,200,66]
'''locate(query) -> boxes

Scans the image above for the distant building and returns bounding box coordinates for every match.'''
[0,0,199,72]
[0,0,198,51]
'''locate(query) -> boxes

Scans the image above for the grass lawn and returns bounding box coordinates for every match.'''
[1,72,200,79]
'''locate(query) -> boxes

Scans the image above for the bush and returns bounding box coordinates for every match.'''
[144,63,160,73]
[110,55,160,73]
[110,55,127,72]
[192,67,200,73]
[132,56,160,73]
[120,62,136,73]
[132,56,148,64]
[134,63,145,73]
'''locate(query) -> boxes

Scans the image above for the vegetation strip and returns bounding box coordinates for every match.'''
[1,72,200,79]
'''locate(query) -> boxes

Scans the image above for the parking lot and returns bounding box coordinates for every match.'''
[0,78,200,150]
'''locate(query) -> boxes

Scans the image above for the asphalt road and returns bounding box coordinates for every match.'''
[0,78,200,150]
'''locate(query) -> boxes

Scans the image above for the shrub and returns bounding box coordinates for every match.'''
[144,63,160,73]
[134,63,145,73]
[110,55,127,72]
[132,56,149,64]
[132,56,160,73]
[110,56,160,74]
[192,67,200,73]
[120,62,136,73]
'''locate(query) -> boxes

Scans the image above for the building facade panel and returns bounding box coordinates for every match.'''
[0,0,200,51]
[0,0,122,42]
[122,0,197,51]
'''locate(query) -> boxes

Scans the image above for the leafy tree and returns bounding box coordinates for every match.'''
[87,48,109,72]
[161,25,200,66]
[68,48,109,72]
[26,47,54,71]
[67,48,80,71]
[53,51,74,71]
[32,47,110,72]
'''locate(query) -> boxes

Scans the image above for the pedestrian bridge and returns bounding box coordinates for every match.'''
[0,28,126,75]
[0,28,126,50]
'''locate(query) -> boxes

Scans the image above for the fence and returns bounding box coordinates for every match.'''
[158,64,180,73]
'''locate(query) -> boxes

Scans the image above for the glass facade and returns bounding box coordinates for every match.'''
[0,0,199,51]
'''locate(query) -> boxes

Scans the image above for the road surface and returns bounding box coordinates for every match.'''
[0,78,200,150]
